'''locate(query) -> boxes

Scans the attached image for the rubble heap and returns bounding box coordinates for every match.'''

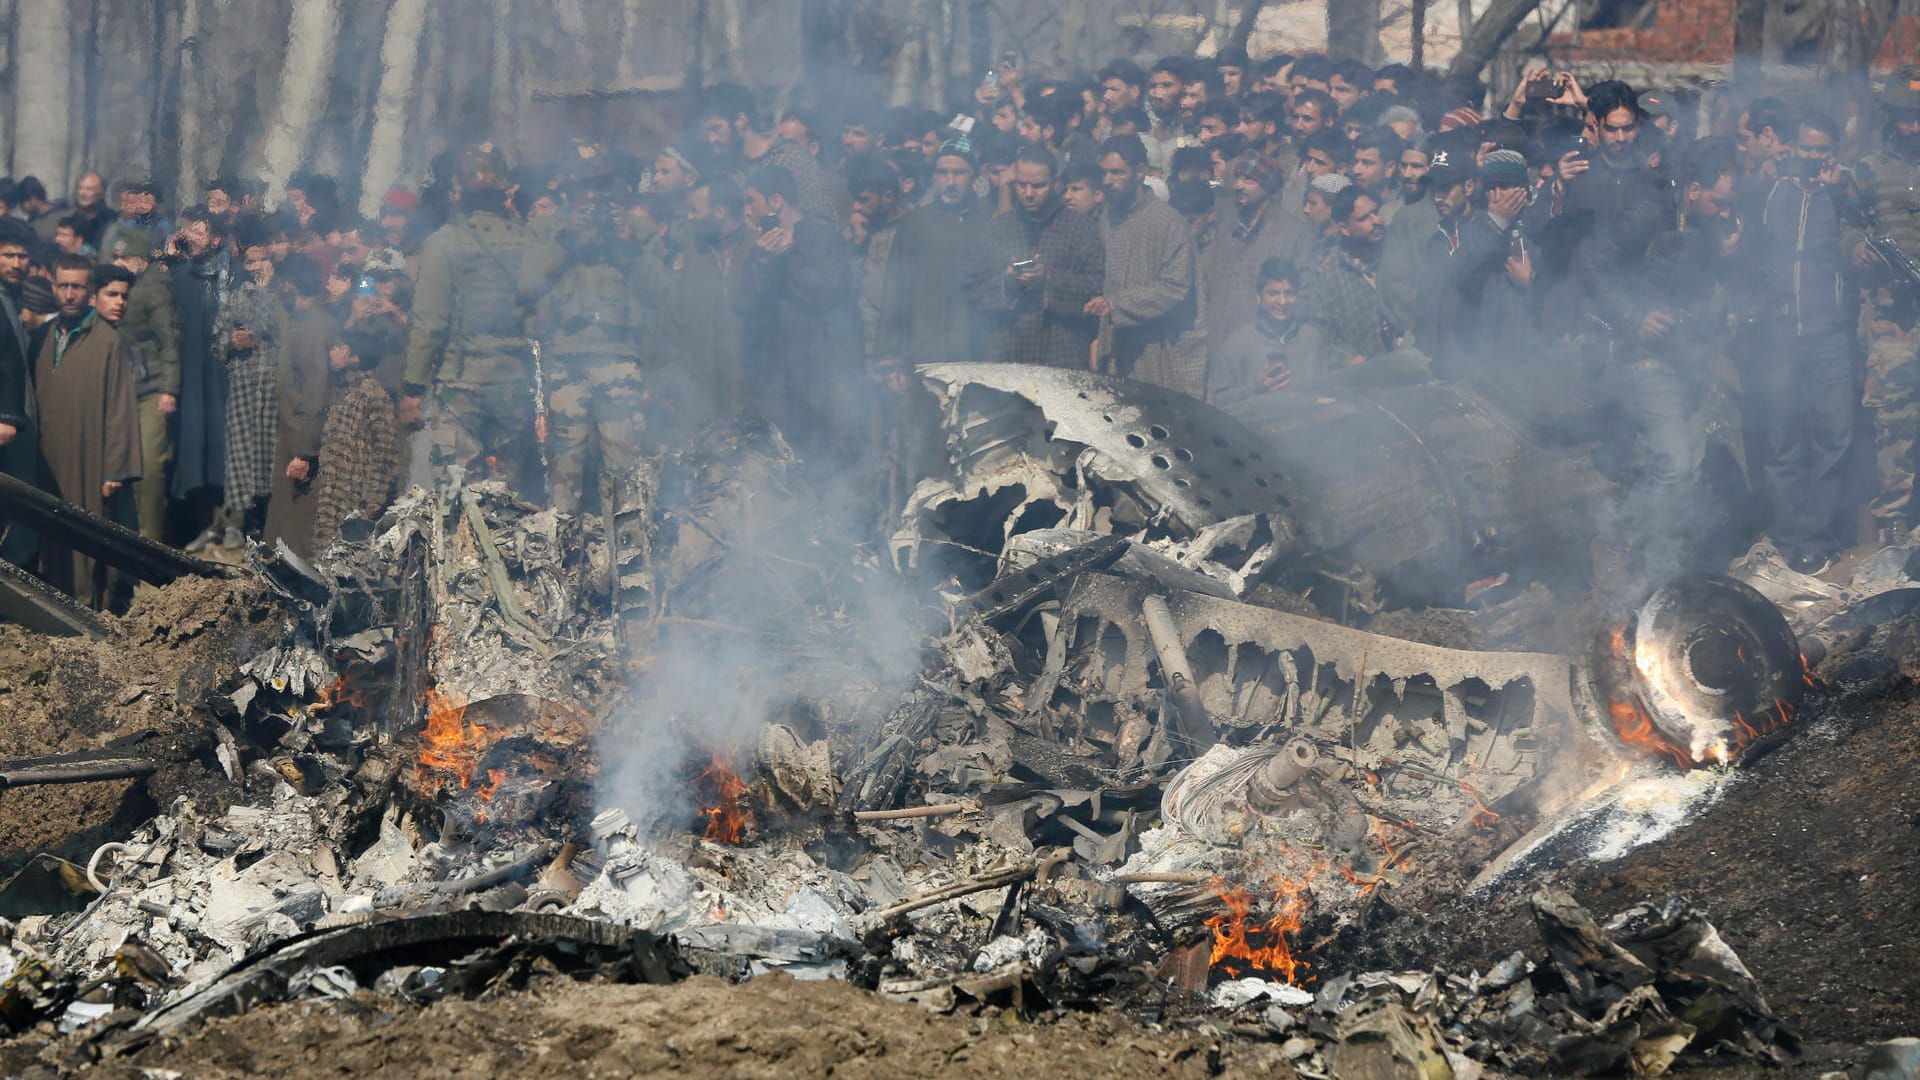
[4,375,1911,1072]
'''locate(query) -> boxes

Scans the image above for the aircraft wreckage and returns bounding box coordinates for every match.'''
[1,365,1914,1071]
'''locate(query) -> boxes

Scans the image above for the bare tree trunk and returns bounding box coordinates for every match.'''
[65,0,100,199]
[1327,0,1383,62]
[490,0,517,142]
[716,0,748,81]
[360,0,426,217]
[617,0,646,84]
[0,0,15,177]
[1449,0,1546,78]
[1412,0,1428,68]
[259,0,341,202]
[1733,0,1764,82]
[889,26,922,106]
[13,0,72,192]
[926,0,949,111]
[1060,0,1088,72]
[1228,0,1269,50]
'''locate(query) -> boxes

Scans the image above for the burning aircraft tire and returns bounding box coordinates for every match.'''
[1592,574,1808,768]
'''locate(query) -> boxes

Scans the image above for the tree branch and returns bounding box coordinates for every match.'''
[1448,0,1547,78]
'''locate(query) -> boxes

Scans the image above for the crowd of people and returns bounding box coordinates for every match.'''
[0,44,1917,611]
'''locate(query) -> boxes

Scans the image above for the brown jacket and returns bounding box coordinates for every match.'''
[33,312,141,605]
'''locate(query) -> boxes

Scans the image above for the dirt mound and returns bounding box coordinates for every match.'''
[83,973,1294,1079]
[1341,659,1920,1054]
[0,575,273,875]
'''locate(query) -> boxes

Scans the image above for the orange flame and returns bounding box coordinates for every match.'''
[312,672,373,714]
[412,688,498,792]
[477,768,506,801]
[1205,875,1313,985]
[1606,627,1697,768]
[697,753,754,844]
[1457,780,1501,829]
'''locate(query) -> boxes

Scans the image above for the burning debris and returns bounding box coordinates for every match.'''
[0,382,1915,1072]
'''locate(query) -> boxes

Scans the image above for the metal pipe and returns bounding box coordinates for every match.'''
[1141,594,1218,750]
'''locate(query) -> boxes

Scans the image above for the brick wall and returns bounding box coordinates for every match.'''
[1550,0,1735,65]
[1548,1,1917,72]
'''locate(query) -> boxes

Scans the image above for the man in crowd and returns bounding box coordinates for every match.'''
[108,230,179,541]
[1379,145,1472,369]
[1204,152,1292,348]
[1303,185,1392,365]
[100,181,170,263]
[667,179,752,436]
[1209,257,1332,404]
[1599,139,1742,576]
[1749,111,1856,574]
[1088,134,1206,397]
[0,218,38,565]
[741,164,860,471]
[521,154,656,515]
[401,144,541,491]
[69,173,113,249]
[981,146,1104,370]
[35,255,141,607]
[169,206,235,550]
[12,178,61,241]
[1855,67,1920,544]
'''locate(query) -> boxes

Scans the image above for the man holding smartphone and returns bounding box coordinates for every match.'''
[740,165,860,472]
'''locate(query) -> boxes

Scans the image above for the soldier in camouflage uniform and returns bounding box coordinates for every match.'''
[519,153,666,514]
[1857,66,1920,543]
[399,144,540,494]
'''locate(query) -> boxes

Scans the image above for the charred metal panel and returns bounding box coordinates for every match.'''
[1225,380,1610,603]
[918,363,1299,530]
[1025,574,1607,834]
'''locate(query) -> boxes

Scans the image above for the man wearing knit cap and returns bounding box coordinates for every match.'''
[1451,148,1537,370]
[875,137,992,376]
[1639,92,1678,138]
[1202,153,1293,349]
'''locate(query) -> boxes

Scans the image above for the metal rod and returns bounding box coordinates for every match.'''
[853,802,973,822]
[873,863,1036,920]
[1141,595,1218,750]
[0,755,160,790]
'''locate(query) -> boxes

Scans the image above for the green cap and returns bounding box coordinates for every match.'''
[110,230,152,260]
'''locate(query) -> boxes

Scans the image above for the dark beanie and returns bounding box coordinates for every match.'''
[19,276,57,315]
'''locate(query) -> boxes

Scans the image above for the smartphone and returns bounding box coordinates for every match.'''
[1509,233,1527,260]
[983,70,999,87]
[1525,78,1555,101]
[1010,258,1036,272]
[759,212,782,231]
